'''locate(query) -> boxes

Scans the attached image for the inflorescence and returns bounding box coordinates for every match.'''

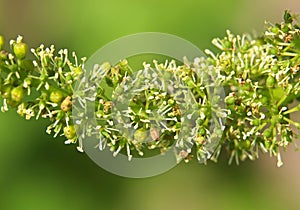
[1,11,300,167]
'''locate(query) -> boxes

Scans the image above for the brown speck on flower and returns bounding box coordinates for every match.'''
[285,34,293,43]
[61,96,72,112]
[179,150,189,158]
[150,128,160,141]
[103,101,112,113]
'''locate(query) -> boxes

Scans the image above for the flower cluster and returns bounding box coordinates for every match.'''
[0,35,85,151]
[0,11,300,166]
[207,10,300,166]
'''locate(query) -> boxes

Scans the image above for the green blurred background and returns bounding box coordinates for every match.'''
[1,0,300,209]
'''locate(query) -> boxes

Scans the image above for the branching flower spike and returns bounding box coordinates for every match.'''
[1,11,300,167]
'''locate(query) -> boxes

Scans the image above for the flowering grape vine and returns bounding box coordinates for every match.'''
[1,11,300,167]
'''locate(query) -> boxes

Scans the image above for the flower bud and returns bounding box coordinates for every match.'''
[266,76,275,88]
[225,95,235,105]
[270,27,279,34]
[13,42,28,60]
[168,98,175,106]
[199,127,206,136]
[242,140,251,149]
[64,125,76,139]
[50,89,64,103]
[251,119,260,126]
[223,39,232,49]
[281,25,289,33]
[134,128,147,143]
[263,129,272,138]
[271,65,279,72]
[11,86,24,103]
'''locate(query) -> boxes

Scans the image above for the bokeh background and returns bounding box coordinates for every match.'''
[1,0,300,209]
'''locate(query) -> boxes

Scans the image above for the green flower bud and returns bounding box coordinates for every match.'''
[272,87,285,102]
[199,127,206,136]
[270,27,279,34]
[11,86,24,103]
[263,129,272,138]
[241,42,250,51]
[252,118,260,126]
[271,64,279,72]
[266,76,275,88]
[175,122,182,129]
[13,42,28,60]
[197,118,205,126]
[241,140,251,149]
[168,98,175,106]
[255,38,265,46]
[134,128,147,142]
[207,57,216,65]
[281,25,289,33]
[50,89,64,103]
[225,95,235,105]
[64,125,76,139]
[223,39,232,49]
